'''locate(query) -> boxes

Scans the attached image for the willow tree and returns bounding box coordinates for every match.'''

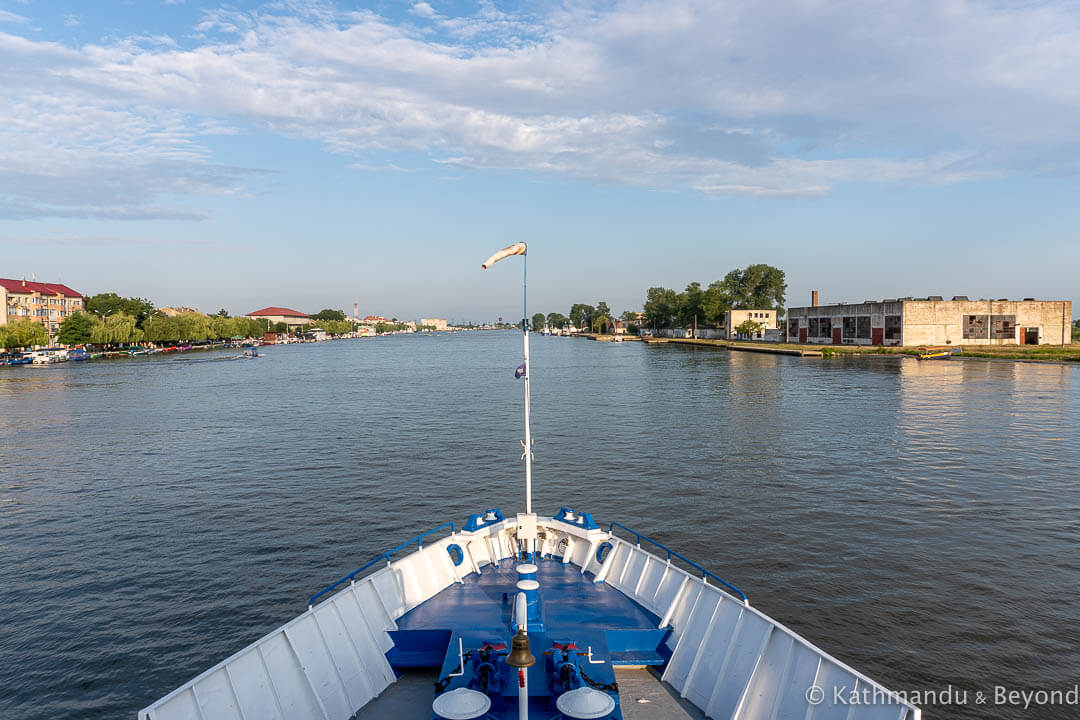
[90,313,142,346]
[0,319,49,349]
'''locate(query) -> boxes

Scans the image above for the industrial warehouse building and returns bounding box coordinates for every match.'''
[785,296,1073,347]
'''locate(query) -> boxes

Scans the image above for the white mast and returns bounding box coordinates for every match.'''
[522,252,532,514]
[481,242,532,515]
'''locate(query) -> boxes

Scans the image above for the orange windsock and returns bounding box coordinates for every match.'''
[481,243,527,269]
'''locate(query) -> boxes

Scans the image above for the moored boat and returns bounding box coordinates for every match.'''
[140,245,921,720]
[0,352,32,366]
[69,347,90,361]
[30,349,65,364]
[917,346,961,360]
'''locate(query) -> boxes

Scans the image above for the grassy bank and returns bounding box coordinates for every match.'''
[772,341,1080,362]
[622,334,1080,362]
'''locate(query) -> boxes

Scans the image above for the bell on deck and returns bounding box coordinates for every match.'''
[505,628,535,668]
[555,686,617,719]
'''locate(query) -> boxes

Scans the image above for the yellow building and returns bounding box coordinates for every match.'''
[420,317,449,331]
[0,278,85,337]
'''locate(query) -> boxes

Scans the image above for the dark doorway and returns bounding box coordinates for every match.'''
[1025,328,1039,345]
[871,327,883,345]
[832,327,842,345]
[799,328,807,343]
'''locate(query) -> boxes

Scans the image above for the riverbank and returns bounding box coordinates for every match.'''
[581,333,1080,363]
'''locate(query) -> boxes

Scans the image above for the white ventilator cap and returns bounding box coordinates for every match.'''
[432,688,493,720]
[555,687,617,719]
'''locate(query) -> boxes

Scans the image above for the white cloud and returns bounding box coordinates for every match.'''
[1,0,1080,219]
[0,10,29,24]
[409,2,437,20]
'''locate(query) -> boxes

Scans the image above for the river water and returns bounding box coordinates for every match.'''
[1,332,1077,719]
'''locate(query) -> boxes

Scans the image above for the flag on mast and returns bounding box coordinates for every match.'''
[481,243,527,269]
[515,362,526,379]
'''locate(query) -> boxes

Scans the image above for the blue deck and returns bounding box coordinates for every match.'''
[388,557,671,719]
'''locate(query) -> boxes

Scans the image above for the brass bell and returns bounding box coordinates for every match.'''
[506,627,535,668]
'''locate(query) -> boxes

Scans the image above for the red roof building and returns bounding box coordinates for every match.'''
[247,306,309,318]
[0,277,85,337]
[245,307,311,328]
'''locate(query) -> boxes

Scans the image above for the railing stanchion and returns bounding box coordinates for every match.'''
[607,521,747,604]
[307,522,456,608]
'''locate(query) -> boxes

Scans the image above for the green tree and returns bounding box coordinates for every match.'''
[85,293,156,328]
[90,313,142,346]
[58,311,100,345]
[569,303,595,330]
[595,301,611,319]
[643,287,678,329]
[374,322,411,334]
[270,321,288,333]
[1,319,49,349]
[142,314,178,342]
[719,264,787,317]
[531,313,546,331]
[174,312,213,341]
[216,308,229,317]
[676,282,704,328]
[701,281,732,326]
[733,319,765,339]
[312,319,354,335]
[233,317,266,338]
[546,312,569,329]
[312,308,347,322]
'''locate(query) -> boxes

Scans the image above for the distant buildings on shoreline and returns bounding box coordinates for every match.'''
[0,278,84,336]
[786,294,1072,347]
[420,317,449,331]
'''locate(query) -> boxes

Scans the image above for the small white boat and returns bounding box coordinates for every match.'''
[30,350,63,364]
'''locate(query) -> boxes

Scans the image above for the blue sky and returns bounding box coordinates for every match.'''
[1,0,1078,322]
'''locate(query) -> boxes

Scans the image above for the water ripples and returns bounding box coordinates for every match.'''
[1,335,1078,719]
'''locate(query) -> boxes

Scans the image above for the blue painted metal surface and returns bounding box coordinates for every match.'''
[608,522,748,603]
[464,508,507,532]
[307,522,456,608]
[553,507,599,530]
[393,561,672,719]
[447,543,465,566]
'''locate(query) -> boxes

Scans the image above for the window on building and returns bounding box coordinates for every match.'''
[808,318,819,337]
[843,316,857,338]
[964,315,989,340]
[819,317,832,337]
[788,319,799,337]
[885,315,902,340]
[991,315,1016,340]
[857,316,871,339]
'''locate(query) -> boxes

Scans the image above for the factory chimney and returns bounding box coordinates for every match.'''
[811,290,819,307]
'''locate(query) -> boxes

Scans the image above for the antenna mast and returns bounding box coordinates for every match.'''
[481,242,532,514]
[521,251,532,514]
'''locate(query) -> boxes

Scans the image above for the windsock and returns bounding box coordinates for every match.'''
[481,243,527,269]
